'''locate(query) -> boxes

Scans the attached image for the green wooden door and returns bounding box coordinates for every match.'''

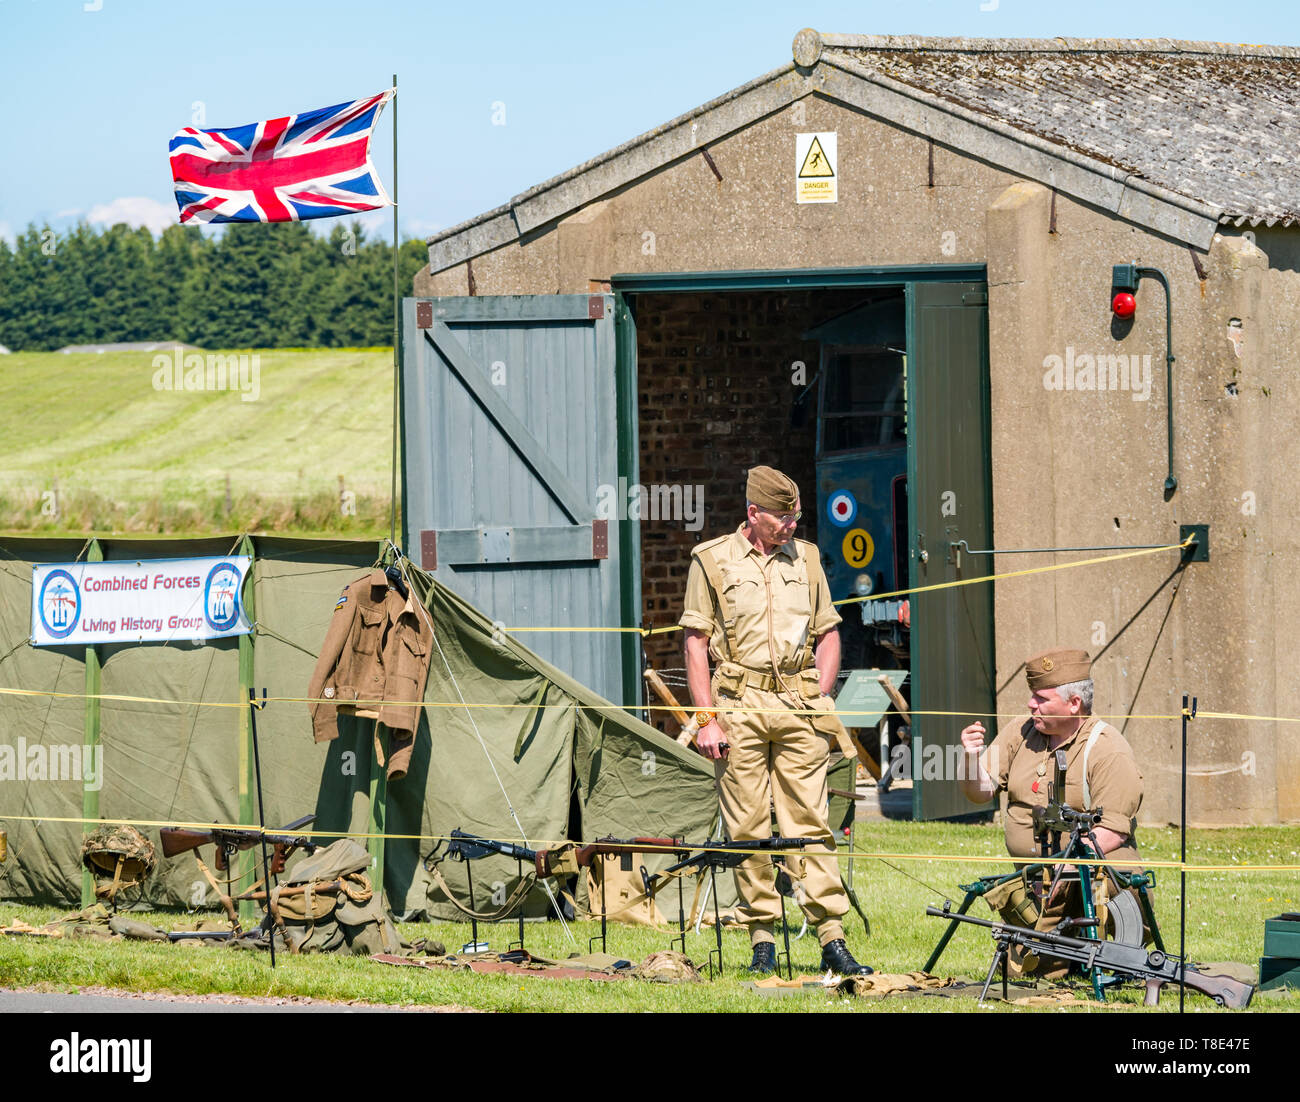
[906,281,996,820]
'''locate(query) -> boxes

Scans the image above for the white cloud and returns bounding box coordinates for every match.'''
[0,222,13,246]
[404,217,442,240]
[86,197,176,236]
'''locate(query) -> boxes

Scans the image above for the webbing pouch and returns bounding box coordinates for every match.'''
[714,664,745,698]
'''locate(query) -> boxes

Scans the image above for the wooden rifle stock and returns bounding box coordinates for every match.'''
[159,827,215,861]
[533,836,688,878]
[643,668,699,747]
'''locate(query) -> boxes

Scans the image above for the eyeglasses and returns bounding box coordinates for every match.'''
[759,508,801,525]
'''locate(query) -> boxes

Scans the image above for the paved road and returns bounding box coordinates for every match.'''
[0,988,470,1013]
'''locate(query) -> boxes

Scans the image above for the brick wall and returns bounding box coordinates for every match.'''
[633,289,866,727]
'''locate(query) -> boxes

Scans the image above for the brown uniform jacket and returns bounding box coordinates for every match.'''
[981,715,1143,865]
[307,571,434,755]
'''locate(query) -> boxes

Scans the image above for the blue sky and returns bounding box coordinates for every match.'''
[1,0,1297,246]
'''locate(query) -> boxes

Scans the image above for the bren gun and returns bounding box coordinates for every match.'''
[925,902,1253,1008]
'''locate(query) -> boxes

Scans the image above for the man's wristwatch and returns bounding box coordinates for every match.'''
[694,710,717,728]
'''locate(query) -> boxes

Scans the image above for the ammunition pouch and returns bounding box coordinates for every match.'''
[983,870,1042,927]
[713,663,747,699]
[541,843,582,879]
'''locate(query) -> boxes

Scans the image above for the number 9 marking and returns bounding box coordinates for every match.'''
[841,528,875,568]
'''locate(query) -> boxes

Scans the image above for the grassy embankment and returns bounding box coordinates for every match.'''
[0,349,396,536]
[1,821,1297,1013]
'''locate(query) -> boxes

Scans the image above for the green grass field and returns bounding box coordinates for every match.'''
[2,822,1296,1013]
[0,349,396,536]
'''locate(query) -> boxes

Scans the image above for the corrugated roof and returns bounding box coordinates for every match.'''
[426,32,1300,273]
[816,33,1300,229]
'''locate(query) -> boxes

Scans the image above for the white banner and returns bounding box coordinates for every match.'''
[32,556,252,647]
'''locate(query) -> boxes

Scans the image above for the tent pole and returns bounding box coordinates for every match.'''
[368,719,387,906]
[237,534,258,927]
[80,538,103,909]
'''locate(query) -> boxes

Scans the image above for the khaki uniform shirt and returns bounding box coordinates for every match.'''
[679,526,840,671]
[982,715,1143,862]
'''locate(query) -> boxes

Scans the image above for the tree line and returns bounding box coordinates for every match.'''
[0,221,429,351]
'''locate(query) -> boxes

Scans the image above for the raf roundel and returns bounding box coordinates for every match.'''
[826,490,858,528]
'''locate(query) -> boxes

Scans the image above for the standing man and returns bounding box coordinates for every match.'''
[680,465,873,976]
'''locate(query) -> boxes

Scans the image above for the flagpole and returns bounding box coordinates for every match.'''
[389,73,400,549]
[372,71,400,917]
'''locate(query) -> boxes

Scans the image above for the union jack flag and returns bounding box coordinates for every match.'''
[168,89,394,224]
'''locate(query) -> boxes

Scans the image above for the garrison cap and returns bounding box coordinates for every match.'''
[1025,648,1092,691]
[746,466,799,512]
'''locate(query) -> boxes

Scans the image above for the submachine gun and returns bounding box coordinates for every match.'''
[925,902,1254,1008]
[641,837,816,979]
[159,814,317,937]
[424,830,691,955]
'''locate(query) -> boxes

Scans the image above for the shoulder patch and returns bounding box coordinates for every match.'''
[335,595,348,610]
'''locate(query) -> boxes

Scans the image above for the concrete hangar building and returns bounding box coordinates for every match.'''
[404,31,1300,825]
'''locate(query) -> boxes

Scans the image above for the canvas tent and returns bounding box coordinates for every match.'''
[0,536,722,920]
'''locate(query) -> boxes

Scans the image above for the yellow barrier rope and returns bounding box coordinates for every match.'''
[0,683,1277,725]
[1,814,1296,872]
[833,538,1191,607]
[513,537,1191,635]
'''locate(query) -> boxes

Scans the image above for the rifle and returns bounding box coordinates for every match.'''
[160,814,318,874]
[643,836,816,889]
[430,830,690,954]
[443,829,687,880]
[159,814,318,930]
[925,902,1254,1008]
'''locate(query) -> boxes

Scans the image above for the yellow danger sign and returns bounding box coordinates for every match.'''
[796,132,837,204]
[799,136,834,177]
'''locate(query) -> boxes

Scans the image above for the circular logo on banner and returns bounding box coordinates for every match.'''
[203,562,243,633]
[39,569,81,640]
[826,490,858,528]
[841,528,875,569]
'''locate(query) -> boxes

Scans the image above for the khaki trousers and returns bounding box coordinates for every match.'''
[715,683,848,948]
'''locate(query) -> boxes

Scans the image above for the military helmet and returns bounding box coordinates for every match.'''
[80,824,156,902]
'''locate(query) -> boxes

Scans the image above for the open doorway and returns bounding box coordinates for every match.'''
[622,273,994,820]
[629,286,912,788]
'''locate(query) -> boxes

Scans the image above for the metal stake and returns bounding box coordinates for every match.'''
[247,688,275,968]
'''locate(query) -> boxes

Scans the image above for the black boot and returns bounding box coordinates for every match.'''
[820,938,874,976]
[746,942,777,975]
